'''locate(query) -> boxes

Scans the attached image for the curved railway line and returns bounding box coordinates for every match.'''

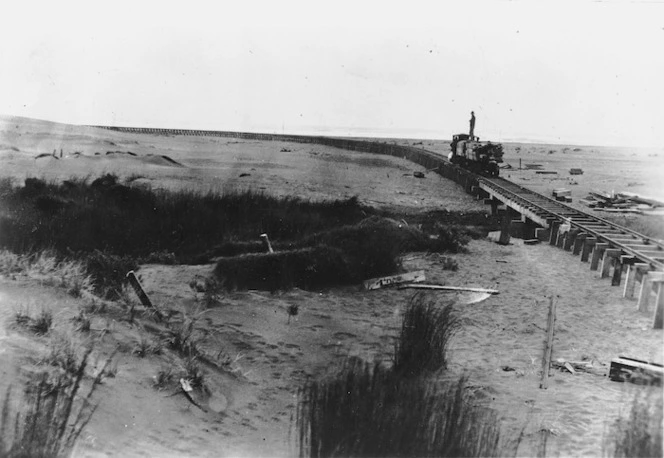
[91,125,664,326]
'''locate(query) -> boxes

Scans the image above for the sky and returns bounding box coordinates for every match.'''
[1,0,663,147]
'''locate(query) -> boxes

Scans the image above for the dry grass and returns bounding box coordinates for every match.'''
[0,346,109,458]
[296,359,503,458]
[393,293,459,378]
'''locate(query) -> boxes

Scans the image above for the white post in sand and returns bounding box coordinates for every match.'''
[260,233,274,254]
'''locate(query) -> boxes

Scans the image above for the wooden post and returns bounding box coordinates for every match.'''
[611,260,624,286]
[126,271,163,320]
[590,243,608,271]
[624,263,649,299]
[580,237,596,262]
[549,221,560,246]
[653,281,664,329]
[490,198,499,216]
[260,233,274,254]
[572,233,587,255]
[563,229,578,251]
[600,249,621,279]
[499,212,512,245]
[540,297,556,390]
[637,272,664,312]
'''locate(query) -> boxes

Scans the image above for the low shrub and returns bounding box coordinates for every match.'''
[84,250,138,299]
[215,245,350,292]
[393,293,459,378]
[296,359,502,458]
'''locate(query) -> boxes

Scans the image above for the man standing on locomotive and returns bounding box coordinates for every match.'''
[469,111,476,140]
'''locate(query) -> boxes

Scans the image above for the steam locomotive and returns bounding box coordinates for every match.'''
[448,134,504,177]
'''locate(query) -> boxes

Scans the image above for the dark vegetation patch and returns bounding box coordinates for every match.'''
[296,295,507,457]
[0,174,490,295]
[214,217,470,291]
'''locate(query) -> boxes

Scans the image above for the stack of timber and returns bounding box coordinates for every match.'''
[580,190,664,214]
[552,188,573,203]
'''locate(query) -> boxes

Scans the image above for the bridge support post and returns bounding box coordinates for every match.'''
[654,280,664,329]
[523,219,539,240]
[637,271,663,312]
[549,220,560,245]
[601,249,621,279]
[581,237,596,262]
[572,233,587,255]
[624,262,649,299]
[564,229,578,251]
[490,198,500,216]
[590,243,609,271]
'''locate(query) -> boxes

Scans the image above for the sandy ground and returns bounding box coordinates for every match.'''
[0,116,662,457]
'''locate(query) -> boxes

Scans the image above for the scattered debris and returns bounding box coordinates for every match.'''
[413,171,425,178]
[552,359,605,376]
[580,190,664,214]
[364,270,426,290]
[569,168,583,175]
[536,171,558,175]
[523,163,543,170]
[239,173,251,177]
[501,365,516,372]
[609,356,663,385]
[280,148,292,152]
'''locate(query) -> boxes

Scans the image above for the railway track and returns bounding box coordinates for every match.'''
[479,176,664,270]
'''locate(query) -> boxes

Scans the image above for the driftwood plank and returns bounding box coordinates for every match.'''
[364,270,425,290]
[397,284,499,294]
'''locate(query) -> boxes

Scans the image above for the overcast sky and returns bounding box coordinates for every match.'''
[1,0,662,147]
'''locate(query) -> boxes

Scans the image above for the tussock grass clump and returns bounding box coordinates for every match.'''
[296,359,502,458]
[14,305,53,335]
[0,250,94,298]
[394,294,459,378]
[0,347,105,458]
[607,389,663,457]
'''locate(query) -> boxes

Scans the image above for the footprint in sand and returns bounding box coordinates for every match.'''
[333,331,357,340]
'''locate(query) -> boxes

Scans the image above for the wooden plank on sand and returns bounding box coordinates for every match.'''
[364,270,425,290]
[609,357,663,385]
[126,270,163,320]
[397,284,499,294]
